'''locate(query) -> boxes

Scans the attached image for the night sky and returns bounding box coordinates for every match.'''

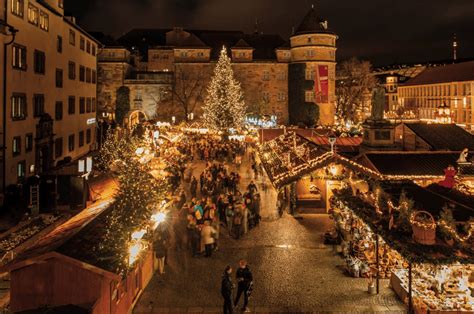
[65,0,474,66]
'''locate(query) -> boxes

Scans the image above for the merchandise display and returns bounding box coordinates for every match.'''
[392,264,474,312]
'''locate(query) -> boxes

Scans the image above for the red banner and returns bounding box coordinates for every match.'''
[315,65,329,103]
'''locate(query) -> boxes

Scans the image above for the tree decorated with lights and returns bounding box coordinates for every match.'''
[96,131,169,274]
[101,159,168,274]
[203,47,246,130]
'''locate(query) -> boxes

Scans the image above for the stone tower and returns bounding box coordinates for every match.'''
[288,6,337,126]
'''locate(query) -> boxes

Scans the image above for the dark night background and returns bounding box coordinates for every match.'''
[65,0,474,66]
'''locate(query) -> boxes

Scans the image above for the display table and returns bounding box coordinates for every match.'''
[390,271,474,314]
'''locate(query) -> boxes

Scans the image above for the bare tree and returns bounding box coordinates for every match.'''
[336,58,377,123]
[173,68,206,121]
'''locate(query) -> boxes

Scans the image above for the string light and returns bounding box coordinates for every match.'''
[203,46,246,131]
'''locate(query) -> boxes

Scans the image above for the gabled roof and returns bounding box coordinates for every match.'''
[1,176,118,274]
[258,132,381,189]
[294,7,334,35]
[404,123,474,151]
[232,39,253,49]
[358,151,470,178]
[403,61,474,86]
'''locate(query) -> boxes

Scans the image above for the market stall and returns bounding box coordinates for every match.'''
[330,182,474,313]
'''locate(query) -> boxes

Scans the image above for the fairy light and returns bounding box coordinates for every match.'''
[437,220,474,243]
[151,212,166,230]
[202,46,246,131]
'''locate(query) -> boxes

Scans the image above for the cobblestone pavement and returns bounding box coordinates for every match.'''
[134,156,405,314]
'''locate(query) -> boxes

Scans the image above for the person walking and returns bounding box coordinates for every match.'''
[152,232,166,275]
[200,220,216,257]
[234,259,253,312]
[190,176,198,199]
[233,206,243,239]
[221,265,234,314]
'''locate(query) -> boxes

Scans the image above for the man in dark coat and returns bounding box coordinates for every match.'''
[234,259,253,312]
[221,265,234,314]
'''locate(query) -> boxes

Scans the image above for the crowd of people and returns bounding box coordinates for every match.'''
[149,132,262,311]
[176,134,247,163]
[182,162,262,258]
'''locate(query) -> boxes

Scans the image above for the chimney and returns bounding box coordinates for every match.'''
[65,16,76,24]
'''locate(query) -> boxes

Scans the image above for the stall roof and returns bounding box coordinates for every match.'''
[354,151,474,178]
[258,132,381,189]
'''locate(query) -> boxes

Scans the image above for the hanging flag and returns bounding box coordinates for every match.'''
[315,65,329,103]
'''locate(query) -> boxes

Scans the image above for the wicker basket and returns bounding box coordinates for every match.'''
[411,211,436,245]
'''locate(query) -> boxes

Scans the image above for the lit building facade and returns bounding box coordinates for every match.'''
[398,61,474,129]
[95,7,337,126]
[0,0,98,202]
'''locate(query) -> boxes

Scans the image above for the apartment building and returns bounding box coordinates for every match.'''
[1,0,99,209]
[398,61,474,129]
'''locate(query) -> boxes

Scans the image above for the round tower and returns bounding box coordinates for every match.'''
[288,6,337,126]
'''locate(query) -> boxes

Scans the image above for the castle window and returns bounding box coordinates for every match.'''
[307,37,312,43]
[305,91,315,102]
[306,50,315,57]
[197,52,204,57]
[277,92,286,102]
[262,92,270,102]
[180,51,188,58]
[263,71,270,81]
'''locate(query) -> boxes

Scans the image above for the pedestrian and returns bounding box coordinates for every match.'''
[221,265,234,314]
[241,204,249,235]
[226,204,234,235]
[201,220,216,257]
[247,180,258,196]
[190,176,198,199]
[234,259,253,312]
[152,232,166,275]
[233,206,243,239]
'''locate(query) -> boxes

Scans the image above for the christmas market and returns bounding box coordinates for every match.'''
[2,2,474,311]
[257,130,474,312]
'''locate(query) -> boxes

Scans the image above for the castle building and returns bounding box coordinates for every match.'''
[1,0,99,208]
[94,6,337,127]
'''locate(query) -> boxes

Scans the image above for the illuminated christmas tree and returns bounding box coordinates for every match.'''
[203,46,246,130]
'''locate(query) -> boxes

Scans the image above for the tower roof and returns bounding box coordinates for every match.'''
[294,6,334,35]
